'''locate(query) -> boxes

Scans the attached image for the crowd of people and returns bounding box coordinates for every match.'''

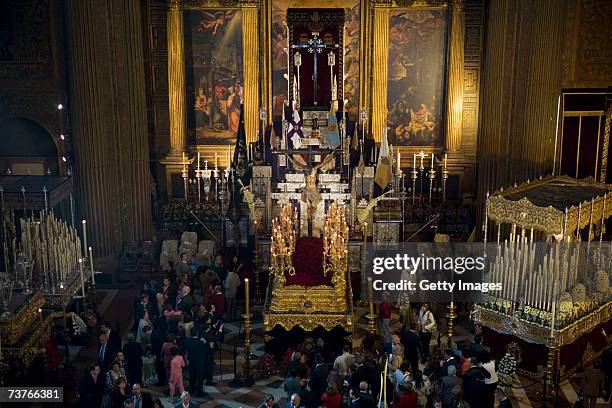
[75,252,249,408]
[72,249,612,408]
[274,303,510,408]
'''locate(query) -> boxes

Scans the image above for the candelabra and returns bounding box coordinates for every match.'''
[441,166,449,204]
[242,311,254,386]
[407,152,448,205]
[428,165,436,204]
[446,301,457,348]
[253,220,263,304]
[322,202,349,277]
[270,203,298,278]
[410,167,418,205]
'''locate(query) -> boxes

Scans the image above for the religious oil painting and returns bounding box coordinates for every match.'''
[184,9,243,145]
[271,0,360,119]
[387,9,448,147]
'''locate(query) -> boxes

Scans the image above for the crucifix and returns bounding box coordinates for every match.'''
[291,32,339,106]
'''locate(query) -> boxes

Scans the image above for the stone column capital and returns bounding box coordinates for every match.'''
[451,0,465,11]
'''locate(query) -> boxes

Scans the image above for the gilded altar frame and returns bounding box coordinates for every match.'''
[164,0,260,174]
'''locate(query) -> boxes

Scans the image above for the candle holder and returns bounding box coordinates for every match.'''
[195,167,202,203]
[181,168,188,202]
[441,168,449,204]
[428,167,436,204]
[410,168,418,205]
[366,312,377,334]
[542,336,558,404]
[253,221,263,305]
[446,302,457,348]
[201,162,212,201]
[241,312,254,386]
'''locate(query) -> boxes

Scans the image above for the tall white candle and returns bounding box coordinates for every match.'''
[431,153,435,169]
[413,154,416,168]
[550,282,557,336]
[182,152,186,172]
[89,246,95,284]
[81,220,87,258]
[444,153,448,170]
[244,278,250,315]
[79,258,85,297]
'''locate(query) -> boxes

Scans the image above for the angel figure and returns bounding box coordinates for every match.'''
[198,10,235,35]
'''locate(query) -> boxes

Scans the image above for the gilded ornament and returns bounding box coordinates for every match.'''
[571,283,587,302]
[594,270,609,293]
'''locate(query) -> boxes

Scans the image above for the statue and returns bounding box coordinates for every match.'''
[302,169,323,237]
[285,153,336,237]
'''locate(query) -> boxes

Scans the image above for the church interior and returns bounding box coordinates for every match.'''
[0,0,611,407]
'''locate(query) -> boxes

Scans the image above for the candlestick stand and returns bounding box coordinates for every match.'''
[195,168,202,203]
[253,221,263,305]
[428,167,436,203]
[366,312,377,334]
[542,337,558,405]
[182,169,188,202]
[241,312,254,386]
[411,168,417,204]
[446,303,457,348]
[441,168,449,204]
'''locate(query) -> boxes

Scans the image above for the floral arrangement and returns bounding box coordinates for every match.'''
[70,312,88,336]
[255,354,277,378]
[497,352,517,386]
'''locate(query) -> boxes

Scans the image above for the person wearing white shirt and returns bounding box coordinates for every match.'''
[333,344,353,377]
[417,303,436,361]
[481,351,498,407]
[173,391,197,408]
[224,270,241,320]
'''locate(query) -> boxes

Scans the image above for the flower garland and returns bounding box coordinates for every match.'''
[497,352,517,386]
[70,312,88,336]
[256,354,277,378]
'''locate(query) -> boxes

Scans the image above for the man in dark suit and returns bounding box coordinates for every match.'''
[174,391,198,408]
[400,324,420,374]
[123,334,143,386]
[309,354,329,403]
[130,383,153,408]
[98,333,116,371]
[468,334,485,356]
[184,328,207,397]
[77,364,104,408]
[101,320,122,352]
[285,393,305,408]
[348,387,371,408]
[257,393,280,408]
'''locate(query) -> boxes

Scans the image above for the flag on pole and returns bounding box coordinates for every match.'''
[374,126,392,189]
[232,104,250,185]
[326,109,340,148]
[288,94,304,149]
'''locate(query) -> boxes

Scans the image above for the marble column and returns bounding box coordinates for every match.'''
[445,0,465,152]
[476,0,566,238]
[115,0,153,241]
[371,5,390,143]
[166,2,187,158]
[66,0,121,260]
[67,0,153,262]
